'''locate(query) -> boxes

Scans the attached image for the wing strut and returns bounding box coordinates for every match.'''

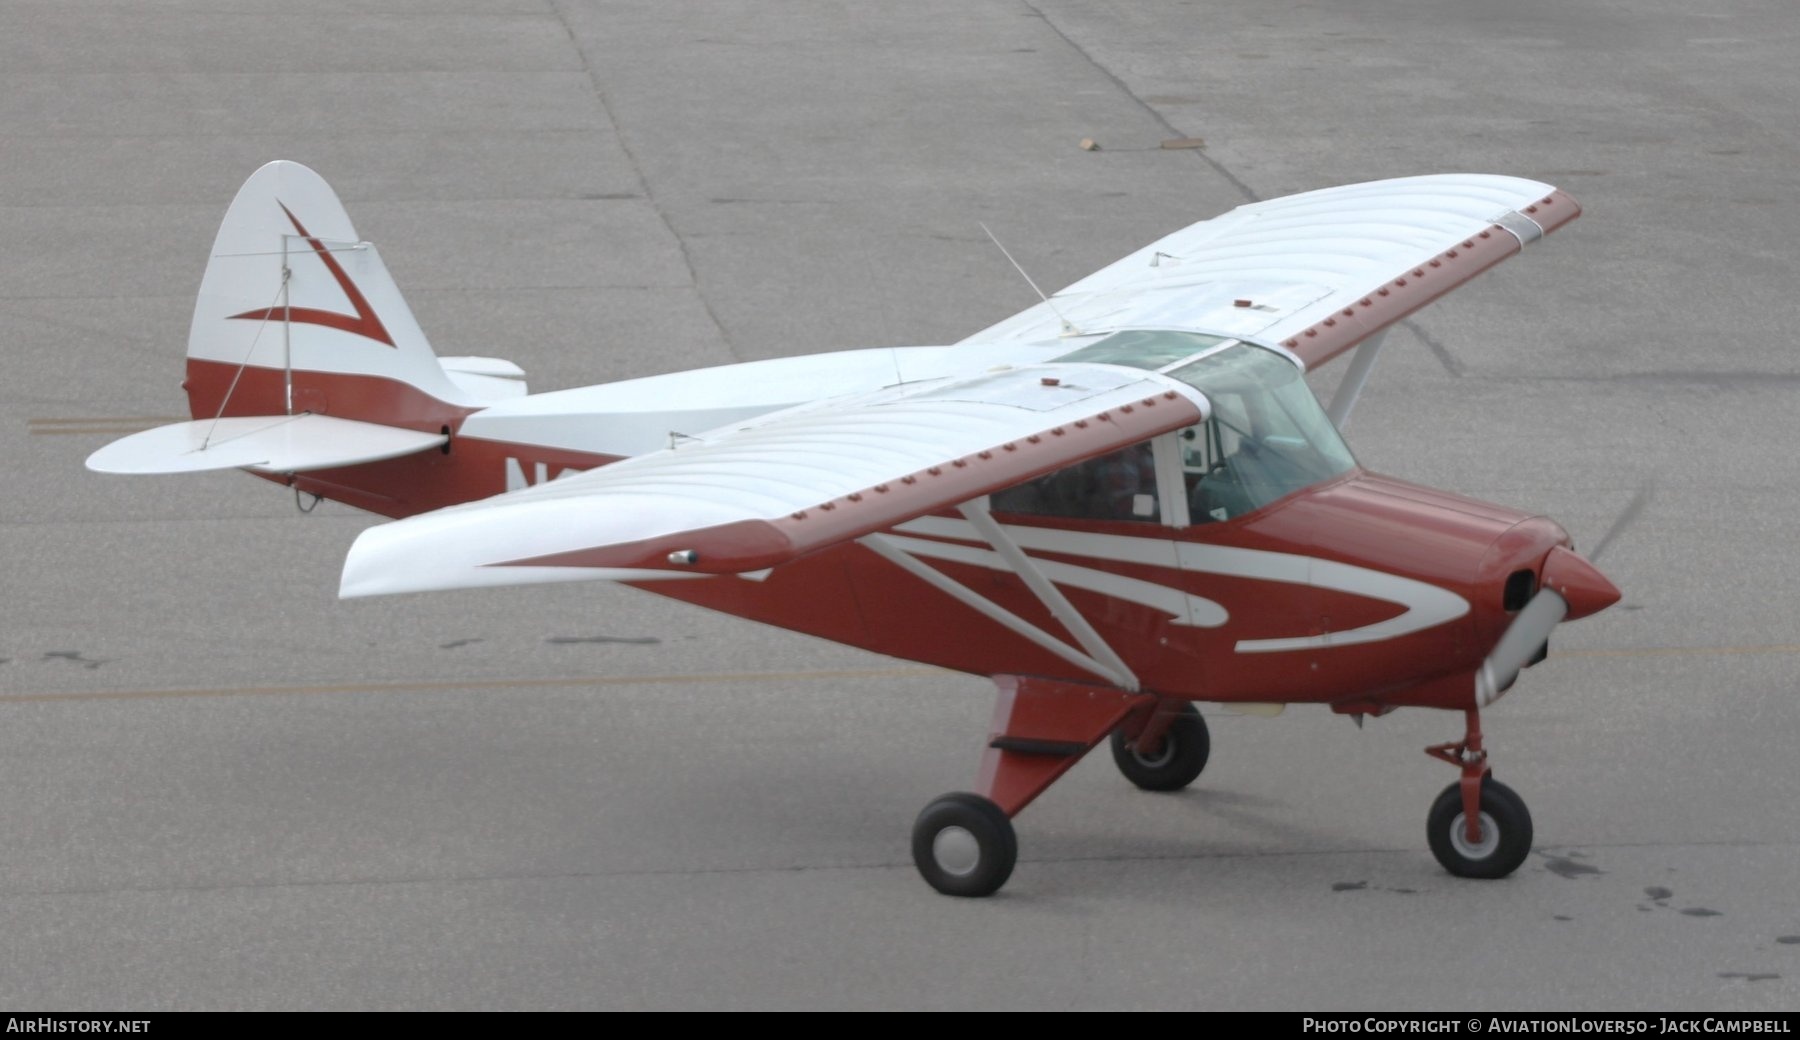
[861,499,1140,692]
[1325,329,1389,431]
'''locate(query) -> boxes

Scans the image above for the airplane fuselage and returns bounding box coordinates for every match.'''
[186,343,1580,716]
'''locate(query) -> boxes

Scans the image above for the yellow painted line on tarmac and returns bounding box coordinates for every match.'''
[32,427,165,436]
[0,666,944,704]
[6,647,1789,705]
[28,417,185,437]
[1553,644,1800,659]
[28,416,187,436]
[29,416,185,425]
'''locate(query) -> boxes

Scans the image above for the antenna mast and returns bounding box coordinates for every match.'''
[979,222,1082,337]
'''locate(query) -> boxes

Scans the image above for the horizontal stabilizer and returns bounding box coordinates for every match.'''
[86,414,447,475]
[439,356,528,402]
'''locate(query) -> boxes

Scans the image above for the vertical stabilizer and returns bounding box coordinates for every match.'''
[185,160,475,429]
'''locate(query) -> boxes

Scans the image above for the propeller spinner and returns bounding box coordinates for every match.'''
[1475,487,1644,705]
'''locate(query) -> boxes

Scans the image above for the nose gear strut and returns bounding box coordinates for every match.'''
[1423,707,1533,879]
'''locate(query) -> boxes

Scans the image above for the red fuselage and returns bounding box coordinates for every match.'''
[638,468,1582,713]
[189,357,1613,716]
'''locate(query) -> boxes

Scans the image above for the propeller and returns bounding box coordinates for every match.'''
[1475,485,1648,706]
[1584,483,1653,565]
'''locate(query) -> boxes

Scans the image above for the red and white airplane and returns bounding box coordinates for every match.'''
[90,161,1619,896]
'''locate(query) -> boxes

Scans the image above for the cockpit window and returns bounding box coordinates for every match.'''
[1052,330,1228,370]
[1166,345,1355,521]
[993,338,1351,526]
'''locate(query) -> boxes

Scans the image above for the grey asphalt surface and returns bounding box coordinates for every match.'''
[3,0,1798,1011]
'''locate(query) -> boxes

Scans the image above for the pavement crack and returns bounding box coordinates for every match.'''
[42,650,110,670]
[1401,318,1466,378]
[1019,3,1468,378]
[546,0,741,363]
[1020,0,1260,204]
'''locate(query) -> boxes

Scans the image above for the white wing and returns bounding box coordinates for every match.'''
[340,363,1206,597]
[964,174,1578,369]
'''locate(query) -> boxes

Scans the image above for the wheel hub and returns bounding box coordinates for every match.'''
[1448,810,1499,860]
[932,826,981,876]
[1131,735,1175,769]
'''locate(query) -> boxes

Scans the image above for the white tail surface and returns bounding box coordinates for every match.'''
[86,414,448,475]
[92,162,535,481]
[189,160,476,410]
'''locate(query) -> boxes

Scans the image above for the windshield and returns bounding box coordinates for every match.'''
[1165,345,1355,519]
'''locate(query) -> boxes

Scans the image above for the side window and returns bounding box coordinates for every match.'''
[1181,399,1266,524]
[990,441,1162,523]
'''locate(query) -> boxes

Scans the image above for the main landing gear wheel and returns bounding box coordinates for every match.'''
[912,792,1017,897]
[1427,777,1533,879]
[1109,702,1210,792]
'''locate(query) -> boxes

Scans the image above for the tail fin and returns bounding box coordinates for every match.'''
[184,160,477,429]
[90,161,533,505]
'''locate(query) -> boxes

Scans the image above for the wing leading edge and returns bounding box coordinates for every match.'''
[339,363,1207,598]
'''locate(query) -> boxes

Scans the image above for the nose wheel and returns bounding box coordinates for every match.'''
[1426,776,1532,878]
[1424,708,1533,879]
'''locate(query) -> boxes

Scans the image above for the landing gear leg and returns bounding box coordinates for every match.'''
[911,675,1152,897]
[1424,708,1532,879]
[1109,699,1209,792]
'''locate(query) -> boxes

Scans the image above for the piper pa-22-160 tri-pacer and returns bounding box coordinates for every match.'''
[89,161,1620,896]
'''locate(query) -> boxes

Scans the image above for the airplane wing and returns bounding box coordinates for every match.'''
[963,174,1578,370]
[339,363,1207,597]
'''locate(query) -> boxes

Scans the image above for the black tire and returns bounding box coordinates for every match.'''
[1109,703,1210,792]
[1426,776,1533,879]
[911,792,1017,897]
